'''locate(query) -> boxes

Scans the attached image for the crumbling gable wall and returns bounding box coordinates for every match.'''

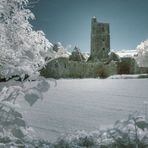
[41,57,117,78]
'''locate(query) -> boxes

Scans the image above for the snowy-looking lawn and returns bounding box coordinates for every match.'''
[10,79,148,141]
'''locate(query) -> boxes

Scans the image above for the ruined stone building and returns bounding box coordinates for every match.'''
[41,17,140,78]
[90,17,110,61]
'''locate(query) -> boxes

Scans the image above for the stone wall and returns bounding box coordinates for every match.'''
[139,67,148,74]
[41,57,118,79]
[117,57,140,74]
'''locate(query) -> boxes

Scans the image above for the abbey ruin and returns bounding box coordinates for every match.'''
[41,17,141,78]
[90,17,110,61]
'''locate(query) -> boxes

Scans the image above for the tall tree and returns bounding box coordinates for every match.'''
[136,39,148,67]
[0,0,54,80]
[0,1,56,145]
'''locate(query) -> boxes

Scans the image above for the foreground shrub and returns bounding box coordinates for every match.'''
[0,113,148,147]
[51,114,148,148]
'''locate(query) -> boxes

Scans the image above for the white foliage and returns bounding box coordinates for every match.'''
[115,49,137,58]
[0,0,55,80]
[0,0,57,145]
[37,77,50,92]
[24,88,42,106]
[51,114,148,147]
[53,42,71,58]
[136,39,148,67]
[0,85,23,102]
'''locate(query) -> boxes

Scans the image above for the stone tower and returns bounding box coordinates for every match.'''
[90,17,110,61]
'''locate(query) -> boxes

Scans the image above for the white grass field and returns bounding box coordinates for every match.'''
[17,79,148,141]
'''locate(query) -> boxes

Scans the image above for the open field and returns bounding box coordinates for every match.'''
[15,79,148,141]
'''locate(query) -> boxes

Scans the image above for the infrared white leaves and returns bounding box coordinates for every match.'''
[24,88,42,106]
[136,39,148,67]
[23,77,50,106]
[37,78,50,92]
[0,85,23,102]
[0,0,54,80]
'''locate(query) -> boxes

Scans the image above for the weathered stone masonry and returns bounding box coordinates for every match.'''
[41,17,140,78]
[41,57,117,78]
[90,17,110,61]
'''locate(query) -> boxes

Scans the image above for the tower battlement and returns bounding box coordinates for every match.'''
[90,17,110,61]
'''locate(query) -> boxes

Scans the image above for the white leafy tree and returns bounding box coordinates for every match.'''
[0,0,55,80]
[53,42,71,58]
[136,39,148,67]
[0,0,56,146]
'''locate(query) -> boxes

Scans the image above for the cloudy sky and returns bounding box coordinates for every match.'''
[31,0,148,52]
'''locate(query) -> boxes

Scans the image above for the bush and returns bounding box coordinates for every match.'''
[50,114,148,148]
[0,113,148,147]
[78,136,96,147]
[96,65,108,78]
[138,74,148,79]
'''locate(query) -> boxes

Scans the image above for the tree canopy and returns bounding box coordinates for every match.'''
[0,0,54,80]
[136,39,148,67]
